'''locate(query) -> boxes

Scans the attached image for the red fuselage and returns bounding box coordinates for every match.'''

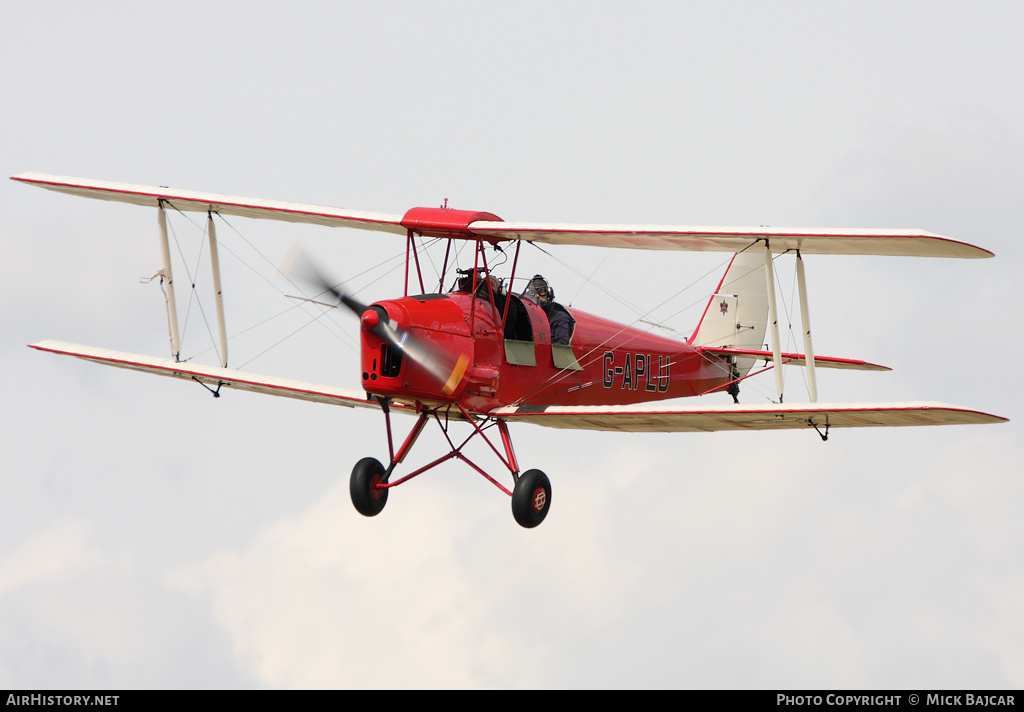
[359,291,734,413]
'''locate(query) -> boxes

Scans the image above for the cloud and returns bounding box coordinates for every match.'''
[167,479,502,688]
[0,519,248,688]
[0,519,103,595]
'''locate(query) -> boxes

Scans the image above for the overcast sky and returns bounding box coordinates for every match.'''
[1,1,1022,689]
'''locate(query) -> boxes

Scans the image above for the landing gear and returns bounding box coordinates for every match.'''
[350,457,388,517]
[512,469,551,529]
[354,405,554,527]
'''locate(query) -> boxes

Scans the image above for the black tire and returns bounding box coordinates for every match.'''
[351,457,388,517]
[512,469,551,528]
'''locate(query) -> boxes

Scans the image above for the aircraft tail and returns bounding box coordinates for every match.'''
[690,251,769,378]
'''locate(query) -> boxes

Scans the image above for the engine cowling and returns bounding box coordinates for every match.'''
[359,295,473,406]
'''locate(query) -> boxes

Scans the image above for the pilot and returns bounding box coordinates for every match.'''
[525,275,574,345]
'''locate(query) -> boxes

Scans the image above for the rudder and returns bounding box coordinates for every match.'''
[690,251,768,378]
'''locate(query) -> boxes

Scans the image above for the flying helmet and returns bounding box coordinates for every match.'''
[524,274,554,303]
[456,267,503,296]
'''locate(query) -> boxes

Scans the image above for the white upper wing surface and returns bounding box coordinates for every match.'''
[13,172,993,257]
[467,221,993,258]
[12,173,407,234]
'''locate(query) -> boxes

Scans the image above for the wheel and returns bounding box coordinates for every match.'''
[511,469,551,528]
[350,457,388,517]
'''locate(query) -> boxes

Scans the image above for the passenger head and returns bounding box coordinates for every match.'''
[456,269,503,298]
[456,268,488,294]
[484,274,502,296]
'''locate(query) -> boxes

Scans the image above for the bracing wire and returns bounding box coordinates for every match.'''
[158,202,411,367]
[511,243,752,406]
[164,209,219,360]
[153,205,806,406]
[566,254,609,307]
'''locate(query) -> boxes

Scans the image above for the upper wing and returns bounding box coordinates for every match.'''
[11,173,407,235]
[14,172,992,258]
[467,221,993,258]
[29,340,407,412]
[491,401,1007,433]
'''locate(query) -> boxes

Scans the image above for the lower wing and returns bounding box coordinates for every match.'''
[491,401,1006,432]
[29,340,396,411]
[30,341,1007,433]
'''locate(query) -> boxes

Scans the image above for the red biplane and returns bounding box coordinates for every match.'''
[14,173,1007,528]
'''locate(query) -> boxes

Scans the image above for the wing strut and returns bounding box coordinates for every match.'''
[762,247,819,403]
[206,212,229,368]
[156,202,182,361]
[796,251,818,402]
[155,204,231,366]
[764,242,784,401]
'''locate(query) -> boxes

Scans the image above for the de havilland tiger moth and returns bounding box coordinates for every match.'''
[13,173,1007,528]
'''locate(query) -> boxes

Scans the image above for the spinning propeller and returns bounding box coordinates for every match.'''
[282,245,468,395]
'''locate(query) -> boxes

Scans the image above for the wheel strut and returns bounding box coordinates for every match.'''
[350,404,553,527]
